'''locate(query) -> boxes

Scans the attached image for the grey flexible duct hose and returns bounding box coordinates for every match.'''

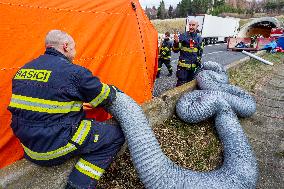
[108,61,258,189]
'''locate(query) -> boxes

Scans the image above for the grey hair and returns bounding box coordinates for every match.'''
[45,30,73,48]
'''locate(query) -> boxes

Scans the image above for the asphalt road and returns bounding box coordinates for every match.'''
[153,43,247,97]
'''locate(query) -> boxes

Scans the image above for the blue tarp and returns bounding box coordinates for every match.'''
[263,40,278,49]
[277,36,284,48]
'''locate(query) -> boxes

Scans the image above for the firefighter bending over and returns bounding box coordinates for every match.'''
[8,30,125,189]
[173,20,204,86]
[157,32,173,78]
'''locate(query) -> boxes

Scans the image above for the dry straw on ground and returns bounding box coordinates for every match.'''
[151,18,185,34]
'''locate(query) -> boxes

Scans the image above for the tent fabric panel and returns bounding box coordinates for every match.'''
[0,0,158,168]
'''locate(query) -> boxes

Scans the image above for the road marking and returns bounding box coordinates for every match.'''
[205,43,223,47]
[205,51,224,55]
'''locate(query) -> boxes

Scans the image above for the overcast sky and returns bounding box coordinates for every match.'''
[139,0,180,8]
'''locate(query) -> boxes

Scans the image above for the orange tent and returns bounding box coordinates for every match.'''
[0,0,158,168]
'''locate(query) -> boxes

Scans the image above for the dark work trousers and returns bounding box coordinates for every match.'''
[157,58,173,77]
[28,119,125,189]
[176,66,196,87]
[68,120,125,189]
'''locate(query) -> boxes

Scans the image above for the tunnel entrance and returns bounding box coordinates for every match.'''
[237,17,282,38]
[246,21,276,38]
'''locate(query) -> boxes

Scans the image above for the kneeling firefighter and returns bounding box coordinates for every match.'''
[8,30,125,189]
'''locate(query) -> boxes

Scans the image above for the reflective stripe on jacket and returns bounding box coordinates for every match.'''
[159,39,173,60]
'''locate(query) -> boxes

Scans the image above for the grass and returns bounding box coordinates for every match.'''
[98,52,284,189]
[276,15,284,22]
[228,52,284,92]
[239,18,251,27]
[151,18,186,34]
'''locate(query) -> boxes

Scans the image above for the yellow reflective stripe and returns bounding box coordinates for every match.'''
[173,47,179,50]
[75,159,105,180]
[161,57,171,60]
[9,102,81,114]
[161,47,170,51]
[178,61,196,68]
[71,120,91,145]
[23,143,76,160]
[90,84,110,107]
[181,47,198,53]
[9,94,82,114]
[11,94,81,106]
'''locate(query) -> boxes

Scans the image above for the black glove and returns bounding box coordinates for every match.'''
[110,85,124,93]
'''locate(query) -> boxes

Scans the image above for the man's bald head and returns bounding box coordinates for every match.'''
[188,20,199,33]
[45,30,76,61]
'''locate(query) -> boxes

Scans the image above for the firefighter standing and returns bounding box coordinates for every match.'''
[173,20,204,86]
[157,32,173,78]
[8,30,125,189]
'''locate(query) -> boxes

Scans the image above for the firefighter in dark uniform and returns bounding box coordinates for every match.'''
[173,20,204,86]
[156,32,173,78]
[8,30,125,189]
